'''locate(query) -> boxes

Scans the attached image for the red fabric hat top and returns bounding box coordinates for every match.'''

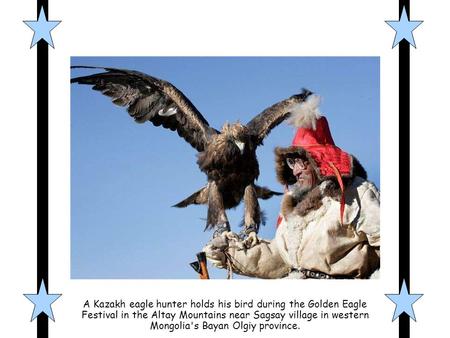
[292,116,352,179]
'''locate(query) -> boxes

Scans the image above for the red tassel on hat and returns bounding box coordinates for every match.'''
[328,162,346,225]
[287,94,353,225]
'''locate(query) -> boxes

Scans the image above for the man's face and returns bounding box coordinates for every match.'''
[286,156,317,190]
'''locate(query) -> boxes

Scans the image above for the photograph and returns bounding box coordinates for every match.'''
[70,57,380,279]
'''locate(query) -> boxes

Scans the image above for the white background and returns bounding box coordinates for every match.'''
[0,0,445,337]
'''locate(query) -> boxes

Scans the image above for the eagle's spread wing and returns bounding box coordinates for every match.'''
[71,66,218,152]
[246,89,312,146]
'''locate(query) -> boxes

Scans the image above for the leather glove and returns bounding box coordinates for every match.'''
[203,231,243,269]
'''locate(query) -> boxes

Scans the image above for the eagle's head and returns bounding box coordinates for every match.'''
[221,122,250,155]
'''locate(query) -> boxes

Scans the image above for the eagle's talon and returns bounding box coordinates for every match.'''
[213,222,231,238]
[243,231,259,248]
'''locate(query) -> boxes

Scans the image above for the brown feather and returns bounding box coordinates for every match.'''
[243,184,260,230]
[255,185,283,199]
[246,89,312,145]
[206,181,228,230]
[71,66,218,152]
[173,186,209,208]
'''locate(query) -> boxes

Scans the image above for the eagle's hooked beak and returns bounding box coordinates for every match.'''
[234,140,245,154]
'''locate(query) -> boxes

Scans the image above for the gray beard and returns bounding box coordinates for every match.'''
[290,183,315,202]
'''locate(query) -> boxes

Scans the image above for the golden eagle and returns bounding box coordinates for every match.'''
[71,66,312,242]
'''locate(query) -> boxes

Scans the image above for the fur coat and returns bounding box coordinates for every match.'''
[219,176,380,279]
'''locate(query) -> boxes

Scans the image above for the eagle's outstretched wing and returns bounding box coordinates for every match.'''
[246,89,312,146]
[71,66,218,152]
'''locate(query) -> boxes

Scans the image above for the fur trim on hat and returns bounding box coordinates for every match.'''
[286,94,322,130]
[274,146,367,186]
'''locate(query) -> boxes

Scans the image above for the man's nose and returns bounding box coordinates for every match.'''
[293,161,306,175]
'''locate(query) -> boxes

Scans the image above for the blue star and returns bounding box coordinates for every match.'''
[23,7,61,48]
[385,280,423,321]
[386,7,423,48]
[24,280,62,321]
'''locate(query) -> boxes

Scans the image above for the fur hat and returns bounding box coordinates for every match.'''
[275,94,367,186]
[276,94,367,224]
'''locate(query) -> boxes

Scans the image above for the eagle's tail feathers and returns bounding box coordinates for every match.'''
[255,185,283,200]
[172,187,208,208]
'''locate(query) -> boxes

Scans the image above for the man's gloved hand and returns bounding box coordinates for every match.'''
[243,231,259,248]
[203,231,243,269]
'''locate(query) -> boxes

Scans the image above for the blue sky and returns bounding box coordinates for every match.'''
[71,57,379,279]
